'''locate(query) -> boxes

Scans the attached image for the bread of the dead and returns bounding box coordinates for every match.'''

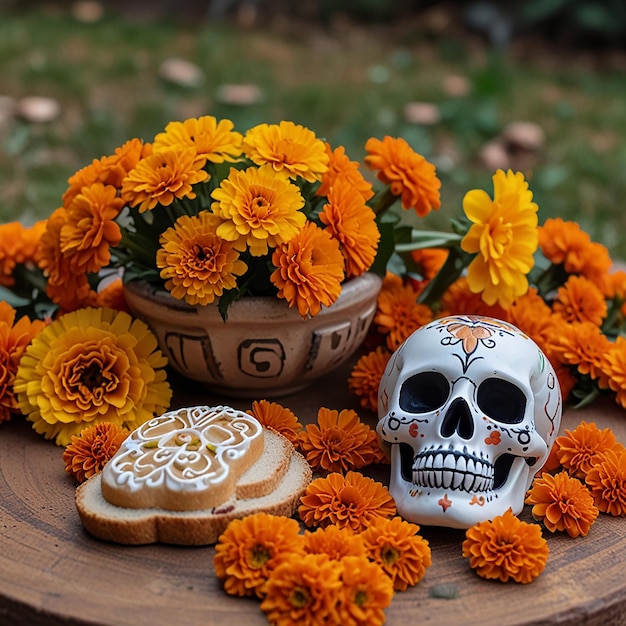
[75,405,311,545]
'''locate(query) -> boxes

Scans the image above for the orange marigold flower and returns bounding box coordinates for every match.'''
[525,471,599,537]
[156,211,248,306]
[556,420,624,480]
[0,220,46,286]
[504,287,554,348]
[121,147,209,213]
[462,508,549,584]
[298,471,396,532]
[271,221,345,318]
[60,182,124,274]
[410,248,449,280]
[440,276,508,319]
[14,307,171,446]
[374,279,433,351]
[89,277,130,313]
[242,120,329,183]
[547,320,611,388]
[37,208,94,311]
[62,422,129,484]
[338,555,394,626]
[318,178,380,278]
[247,399,303,445]
[303,525,367,560]
[316,143,374,201]
[348,346,392,414]
[553,275,607,327]
[153,115,243,164]
[260,552,342,625]
[364,136,441,217]
[63,138,151,206]
[461,169,538,309]
[585,449,626,516]
[298,407,381,474]
[601,336,626,409]
[214,512,305,599]
[211,164,306,257]
[605,269,626,300]
[538,217,612,292]
[0,302,46,423]
[360,516,432,591]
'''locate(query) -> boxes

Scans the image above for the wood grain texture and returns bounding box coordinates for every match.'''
[1,367,626,626]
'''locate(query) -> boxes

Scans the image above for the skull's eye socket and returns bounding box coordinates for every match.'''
[477,378,526,424]
[399,372,449,413]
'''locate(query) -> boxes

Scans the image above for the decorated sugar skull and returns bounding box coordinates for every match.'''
[377,315,561,528]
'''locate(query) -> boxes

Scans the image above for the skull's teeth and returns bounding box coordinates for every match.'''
[413,449,494,492]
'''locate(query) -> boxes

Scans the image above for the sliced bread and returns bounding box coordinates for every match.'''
[75,405,312,545]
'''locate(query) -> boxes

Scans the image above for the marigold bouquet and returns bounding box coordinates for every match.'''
[6,116,443,323]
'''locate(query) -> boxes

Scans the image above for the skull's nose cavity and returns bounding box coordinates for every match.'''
[440,398,474,439]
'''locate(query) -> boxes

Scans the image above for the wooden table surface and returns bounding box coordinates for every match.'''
[1,365,626,626]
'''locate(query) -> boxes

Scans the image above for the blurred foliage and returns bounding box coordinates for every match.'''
[1,2,626,259]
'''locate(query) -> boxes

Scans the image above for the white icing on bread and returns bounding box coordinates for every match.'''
[101,405,264,511]
[76,426,312,545]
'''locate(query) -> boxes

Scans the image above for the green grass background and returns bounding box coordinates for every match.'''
[2,4,625,257]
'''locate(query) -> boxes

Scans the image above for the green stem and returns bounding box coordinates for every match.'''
[395,229,464,252]
[371,187,399,217]
[417,246,473,308]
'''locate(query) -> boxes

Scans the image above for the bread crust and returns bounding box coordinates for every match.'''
[75,429,312,545]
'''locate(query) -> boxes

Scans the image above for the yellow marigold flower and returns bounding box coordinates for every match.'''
[153,115,243,164]
[62,422,129,484]
[585,449,626,516]
[462,508,549,584]
[316,143,374,201]
[242,120,329,183]
[318,177,380,278]
[303,525,368,560]
[14,307,172,446]
[0,302,46,423]
[247,399,303,445]
[214,512,305,599]
[0,221,45,287]
[60,182,124,274]
[553,275,607,326]
[156,211,248,306]
[211,164,306,257]
[374,279,433,351]
[121,147,209,213]
[461,169,538,309]
[297,407,381,474]
[539,217,612,293]
[260,552,343,625]
[547,320,612,388]
[360,516,432,591]
[525,471,599,538]
[338,555,394,626]
[38,208,95,312]
[298,471,396,532]
[364,135,441,216]
[601,336,626,409]
[270,221,345,318]
[348,346,392,414]
[555,420,624,480]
